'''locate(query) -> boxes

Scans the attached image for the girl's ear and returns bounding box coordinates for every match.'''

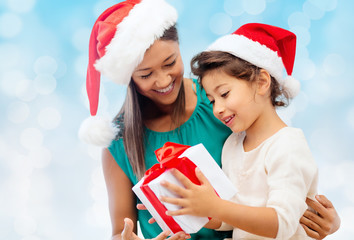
[257,69,271,96]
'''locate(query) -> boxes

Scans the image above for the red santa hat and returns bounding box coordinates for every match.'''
[207,23,300,98]
[78,0,178,147]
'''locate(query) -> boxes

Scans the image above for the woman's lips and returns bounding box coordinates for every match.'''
[154,81,175,95]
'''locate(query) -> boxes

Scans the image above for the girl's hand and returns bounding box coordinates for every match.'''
[160,168,220,217]
[300,195,340,239]
[119,218,190,240]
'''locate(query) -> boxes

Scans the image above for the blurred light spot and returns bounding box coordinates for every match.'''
[6,0,37,13]
[14,215,37,236]
[322,53,346,76]
[28,147,51,168]
[53,59,67,79]
[37,107,61,130]
[224,0,244,16]
[75,54,87,78]
[85,203,110,228]
[7,101,30,124]
[72,27,91,52]
[0,13,22,38]
[306,77,330,105]
[1,70,27,96]
[0,43,21,70]
[21,236,41,240]
[294,58,316,81]
[346,106,354,130]
[242,0,266,15]
[303,1,325,20]
[93,0,117,18]
[30,172,53,202]
[288,12,311,29]
[16,78,37,102]
[276,102,297,126]
[308,0,337,12]
[209,12,232,35]
[290,26,311,46]
[20,128,43,150]
[91,166,105,186]
[34,56,58,75]
[34,74,57,95]
[291,91,309,112]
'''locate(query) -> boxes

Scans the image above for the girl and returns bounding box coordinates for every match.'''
[78,0,340,238]
[160,23,328,239]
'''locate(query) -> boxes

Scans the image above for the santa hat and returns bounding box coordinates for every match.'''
[78,0,178,147]
[207,23,300,98]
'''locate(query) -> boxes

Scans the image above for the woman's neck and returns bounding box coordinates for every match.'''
[143,78,197,132]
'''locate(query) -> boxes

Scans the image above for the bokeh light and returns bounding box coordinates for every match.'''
[1,0,354,239]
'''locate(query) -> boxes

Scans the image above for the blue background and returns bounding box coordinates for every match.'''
[0,0,353,239]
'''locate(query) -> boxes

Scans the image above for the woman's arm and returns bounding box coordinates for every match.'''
[300,195,340,239]
[160,168,278,238]
[102,148,137,239]
[102,149,190,240]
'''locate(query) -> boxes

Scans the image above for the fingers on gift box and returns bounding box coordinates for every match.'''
[132,142,237,234]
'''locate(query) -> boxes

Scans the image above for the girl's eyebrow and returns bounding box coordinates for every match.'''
[135,53,175,72]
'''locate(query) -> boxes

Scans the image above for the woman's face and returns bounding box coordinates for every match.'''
[132,40,184,108]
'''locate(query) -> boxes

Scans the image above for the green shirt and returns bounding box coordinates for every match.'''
[109,79,232,239]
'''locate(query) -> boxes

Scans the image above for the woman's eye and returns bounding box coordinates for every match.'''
[141,72,152,79]
[165,59,176,67]
[221,91,229,98]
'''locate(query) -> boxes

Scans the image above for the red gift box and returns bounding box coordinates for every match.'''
[132,142,237,234]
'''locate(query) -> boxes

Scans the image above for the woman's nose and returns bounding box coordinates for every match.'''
[155,72,172,88]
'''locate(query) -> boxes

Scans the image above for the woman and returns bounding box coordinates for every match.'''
[79,0,340,239]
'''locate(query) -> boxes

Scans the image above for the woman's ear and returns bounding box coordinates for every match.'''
[256,69,271,96]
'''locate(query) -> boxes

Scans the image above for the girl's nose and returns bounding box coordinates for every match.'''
[213,101,224,117]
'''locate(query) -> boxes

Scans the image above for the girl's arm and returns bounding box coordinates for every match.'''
[160,168,278,238]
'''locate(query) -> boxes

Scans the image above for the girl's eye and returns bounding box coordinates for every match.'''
[165,59,176,67]
[221,91,229,98]
[209,99,215,105]
[141,72,152,79]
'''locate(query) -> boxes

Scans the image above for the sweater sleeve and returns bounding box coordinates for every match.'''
[264,129,318,239]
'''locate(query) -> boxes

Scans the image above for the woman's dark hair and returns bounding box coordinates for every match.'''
[114,25,183,180]
[191,51,289,107]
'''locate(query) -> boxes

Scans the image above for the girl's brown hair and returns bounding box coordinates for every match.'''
[191,51,289,107]
[114,25,184,180]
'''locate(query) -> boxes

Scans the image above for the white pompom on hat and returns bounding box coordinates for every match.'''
[207,23,300,98]
[79,0,178,147]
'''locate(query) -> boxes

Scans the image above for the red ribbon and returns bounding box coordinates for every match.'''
[140,142,201,233]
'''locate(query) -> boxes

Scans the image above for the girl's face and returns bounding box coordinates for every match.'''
[202,70,263,133]
[132,40,184,108]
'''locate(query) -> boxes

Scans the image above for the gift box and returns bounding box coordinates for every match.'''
[132,142,237,234]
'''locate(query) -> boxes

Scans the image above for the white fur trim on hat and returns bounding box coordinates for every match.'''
[78,115,118,147]
[94,0,178,85]
[282,76,300,98]
[207,34,284,83]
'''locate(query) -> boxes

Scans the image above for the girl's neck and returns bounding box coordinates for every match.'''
[243,107,287,152]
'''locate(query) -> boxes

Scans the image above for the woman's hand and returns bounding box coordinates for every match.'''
[160,168,220,217]
[300,195,340,239]
[116,218,190,240]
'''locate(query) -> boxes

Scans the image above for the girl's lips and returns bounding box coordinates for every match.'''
[154,81,175,95]
[223,114,235,127]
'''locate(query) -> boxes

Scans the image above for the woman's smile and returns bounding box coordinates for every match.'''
[154,80,175,95]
